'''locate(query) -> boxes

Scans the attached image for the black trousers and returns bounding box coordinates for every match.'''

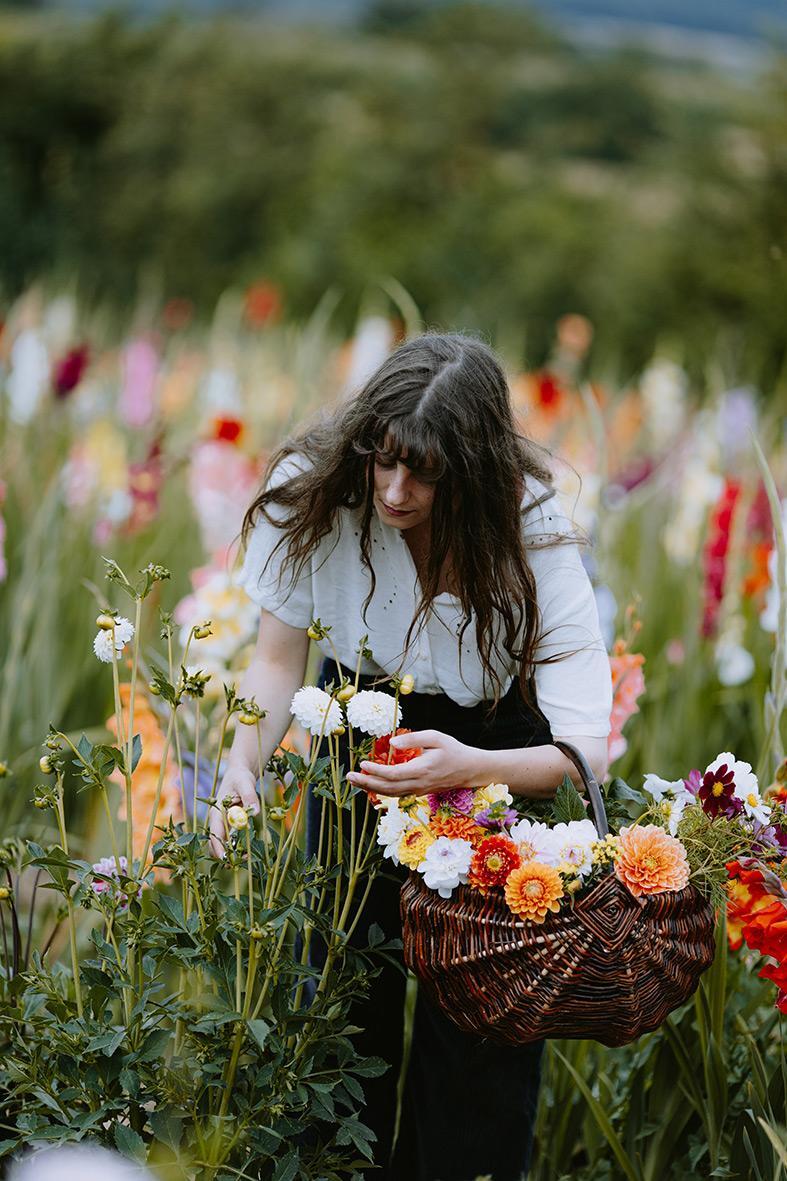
[308,662,552,1181]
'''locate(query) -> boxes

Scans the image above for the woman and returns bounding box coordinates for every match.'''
[210,331,613,1181]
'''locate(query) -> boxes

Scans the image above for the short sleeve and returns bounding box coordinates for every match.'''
[236,454,314,629]
[522,479,613,738]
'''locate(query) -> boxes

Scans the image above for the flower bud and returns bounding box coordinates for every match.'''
[566,878,583,895]
[0,762,8,778]
[226,805,249,830]
[194,623,212,640]
[332,724,346,736]
[238,711,259,726]
[307,624,321,641]
[96,613,116,630]
[0,886,10,901]
[337,684,356,703]
[33,797,50,810]
[147,681,161,696]
[268,806,288,821]
[399,674,415,695]
[250,924,265,940]
[39,756,54,775]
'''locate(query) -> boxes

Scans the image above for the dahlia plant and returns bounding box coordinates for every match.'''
[0,559,395,1178]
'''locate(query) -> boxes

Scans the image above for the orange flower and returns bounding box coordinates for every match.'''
[431,814,484,847]
[505,861,564,922]
[107,684,181,871]
[608,648,645,764]
[469,834,521,894]
[614,824,689,897]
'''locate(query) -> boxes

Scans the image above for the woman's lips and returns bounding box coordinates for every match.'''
[381,504,411,517]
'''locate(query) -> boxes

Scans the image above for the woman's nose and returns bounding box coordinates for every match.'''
[387,464,410,503]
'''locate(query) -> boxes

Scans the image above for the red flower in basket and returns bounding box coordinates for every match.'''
[469,834,521,894]
[364,728,423,806]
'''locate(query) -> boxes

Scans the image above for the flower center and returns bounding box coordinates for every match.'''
[712,781,726,797]
[524,881,543,897]
[520,841,536,858]
[747,792,759,807]
[486,854,503,872]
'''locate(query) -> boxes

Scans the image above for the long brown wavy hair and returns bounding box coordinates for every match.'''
[239,330,591,713]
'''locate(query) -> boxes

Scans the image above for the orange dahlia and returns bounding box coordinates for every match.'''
[431,814,485,847]
[614,824,689,897]
[504,861,564,923]
[469,835,521,894]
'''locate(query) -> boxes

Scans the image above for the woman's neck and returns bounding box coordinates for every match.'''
[403,520,457,596]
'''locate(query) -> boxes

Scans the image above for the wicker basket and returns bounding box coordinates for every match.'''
[400,740,718,1047]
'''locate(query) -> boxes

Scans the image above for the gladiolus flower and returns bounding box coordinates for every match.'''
[505,862,564,923]
[614,825,690,897]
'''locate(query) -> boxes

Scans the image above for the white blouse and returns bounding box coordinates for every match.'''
[237,454,613,738]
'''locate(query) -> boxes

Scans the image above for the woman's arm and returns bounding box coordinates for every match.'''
[347,731,608,799]
[209,608,309,855]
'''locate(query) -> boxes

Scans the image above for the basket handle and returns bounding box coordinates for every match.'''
[551,739,610,838]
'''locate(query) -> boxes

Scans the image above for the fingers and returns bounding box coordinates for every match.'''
[208,805,227,860]
[389,729,442,749]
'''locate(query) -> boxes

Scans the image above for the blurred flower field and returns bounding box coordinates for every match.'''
[0,282,785,1178]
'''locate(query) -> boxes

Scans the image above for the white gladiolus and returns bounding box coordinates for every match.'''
[92,616,135,663]
[346,690,402,738]
[290,685,343,737]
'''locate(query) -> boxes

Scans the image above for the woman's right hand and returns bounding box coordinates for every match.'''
[208,763,260,859]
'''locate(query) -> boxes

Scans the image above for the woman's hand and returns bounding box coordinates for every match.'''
[346,729,486,798]
[208,763,259,858]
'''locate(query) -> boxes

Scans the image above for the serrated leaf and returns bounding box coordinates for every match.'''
[114,1123,146,1163]
[552,775,588,823]
[247,1018,271,1052]
[272,1150,300,1181]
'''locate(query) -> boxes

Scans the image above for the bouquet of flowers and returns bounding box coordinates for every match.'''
[371,733,787,1013]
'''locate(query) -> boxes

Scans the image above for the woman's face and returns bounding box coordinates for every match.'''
[372,441,437,532]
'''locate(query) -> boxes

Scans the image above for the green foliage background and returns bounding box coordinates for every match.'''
[1,2,787,382]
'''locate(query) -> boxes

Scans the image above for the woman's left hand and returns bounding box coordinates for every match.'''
[346,729,485,797]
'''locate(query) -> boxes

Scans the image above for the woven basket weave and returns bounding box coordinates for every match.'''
[400,740,718,1048]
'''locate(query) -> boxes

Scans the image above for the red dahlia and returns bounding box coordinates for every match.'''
[469,834,521,894]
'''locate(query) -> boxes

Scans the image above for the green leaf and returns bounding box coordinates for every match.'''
[247,1018,271,1052]
[271,1149,300,1181]
[552,775,588,823]
[77,734,93,762]
[114,1123,146,1163]
[553,1047,643,1181]
[149,1108,183,1151]
[130,733,142,773]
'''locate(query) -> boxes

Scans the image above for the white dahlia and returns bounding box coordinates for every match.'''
[376,802,411,865]
[508,818,557,863]
[290,685,343,737]
[345,690,402,738]
[92,616,135,663]
[417,836,473,898]
[543,819,598,878]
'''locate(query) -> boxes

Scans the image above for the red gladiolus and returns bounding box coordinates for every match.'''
[701,478,741,638]
[212,416,245,445]
[53,345,89,397]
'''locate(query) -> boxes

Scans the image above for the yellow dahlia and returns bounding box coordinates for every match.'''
[398,826,435,869]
